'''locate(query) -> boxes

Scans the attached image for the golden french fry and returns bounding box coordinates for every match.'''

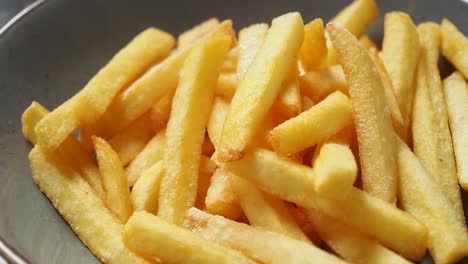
[328,23,397,203]
[149,90,174,131]
[273,62,302,119]
[207,97,230,149]
[237,23,269,81]
[131,161,164,215]
[218,13,304,161]
[93,136,132,224]
[301,96,315,111]
[368,47,404,127]
[269,91,353,156]
[158,35,232,225]
[381,12,419,142]
[217,148,427,260]
[443,72,468,190]
[312,135,357,199]
[299,65,347,102]
[306,209,412,264]
[230,174,309,242]
[178,18,220,48]
[440,19,468,79]
[205,168,242,220]
[220,47,239,73]
[185,208,346,264]
[123,211,254,264]
[396,136,468,264]
[417,23,464,222]
[83,21,235,142]
[34,28,175,152]
[195,156,217,209]
[126,129,165,186]
[359,35,378,50]
[327,0,379,64]
[285,205,321,245]
[108,112,155,166]
[215,72,237,100]
[21,102,104,200]
[29,147,150,264]
[300,19,327,71]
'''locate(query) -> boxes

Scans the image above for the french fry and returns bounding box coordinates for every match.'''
[205,168,242,220]
[108,112,155,166]
[21,102,104,200]
[29,147,150,264]
[440,19,468,79]
[417,23,464,221]
[131,161,164,215]
[158,35,232,225]
[230,174,310,242]
[312,133,357,199]
[359,35,378,50]
[443,72,468,190]
[207,97,230,149]
[237,23,269,81]
[34,29,175,152]
[269,91,353,156]
[93,136,132,224]
[123,211,254,264]
[273,62,302,119]
[82,21,235,142]
[299,19,327,71]
[195,156,217,209]
[301,96,315,110]
[215,72,237,100]
[306,209,412,264]
[381,12,419,142]
[178,18,220,49]
[299,65,347,102]
[220,47,239,73]
[285,205,321,245]
[368,47,404,127]
[218,13,304,161]
[217,148,427,260]
[328,23,397,204]
[327,0,379,65]
[149,91,174,131]
[185,208,346,264]
[396,136,468,264]
[126,129,165,186]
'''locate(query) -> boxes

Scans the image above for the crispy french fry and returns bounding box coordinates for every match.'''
[269,91,353,155]
[207,97,230,149]
[217,148,427,260]
[359,35,378,50]
[185,208,346,264]
[34,29,175,152]
[220,47,239,73]
[443,72,468,190]
[108,112,155,166]
[126,129,165,186]
[300,19,327,71]
[381,12,419,142]
[218,13,304,161]
[327,0,379,65]
[93,136,132,223]
[273,62,302,119]
[158,35,232,225]
[195,156,217,209]
[299,65,347,102]
[21,102,104,200]
[396,136,468,264]
[131,161,163,215]
[29,147,150,264]
[306,209,411,264]
[237,23,269,81]
[440,19,468,79]
[149,91,174,131]
[312,135,357,199]
[328,23,397,203]
[417,23,464,222]
[230,174,310,242]
[82,21,235,142]
[368,47,404,127]
[178,18,220,49]
[205,168,242,220]
[215,72,237,100]
[123,211,254,264]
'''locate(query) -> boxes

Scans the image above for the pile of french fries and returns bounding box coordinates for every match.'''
[21,0,468,263]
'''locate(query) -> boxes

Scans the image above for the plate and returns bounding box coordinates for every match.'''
[0,0,466,263]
